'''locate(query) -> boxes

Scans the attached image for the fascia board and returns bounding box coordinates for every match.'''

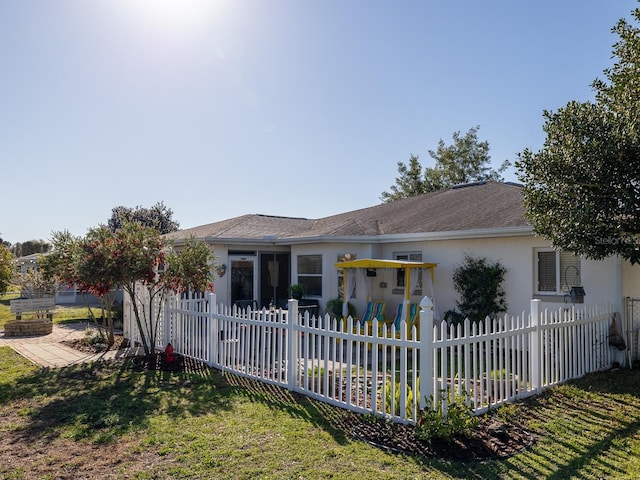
[170,226,534,247]
[279,226,533,245]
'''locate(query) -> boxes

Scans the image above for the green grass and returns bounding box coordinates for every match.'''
[0,292,97,329]
[2,345,640,479]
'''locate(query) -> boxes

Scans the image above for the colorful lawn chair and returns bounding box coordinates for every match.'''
[384,302,420,339]
[357,300,385,334]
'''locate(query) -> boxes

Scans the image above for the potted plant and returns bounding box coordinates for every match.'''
[289,284,305,300]
[325,297,356,319]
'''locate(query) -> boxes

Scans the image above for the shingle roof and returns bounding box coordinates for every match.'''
[299,181,528,237]
[164,214,315,241]
[166,181,529,242]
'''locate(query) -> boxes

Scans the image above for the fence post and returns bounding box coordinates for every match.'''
[530,299,542,395]
[163,293,171,348]
[287,298,299,391]
[419,296,434,410]
[208,292,217,367]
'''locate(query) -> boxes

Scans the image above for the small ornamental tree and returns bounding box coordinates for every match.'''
[163,237,215,293]
[0,245,13,295]
[42,228,126,346]
[43,224,215,356]
[122,233,215,359]
[113,222,168,356]
[451,254,508,323]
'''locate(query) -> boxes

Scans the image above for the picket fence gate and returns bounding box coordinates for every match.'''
[123,292,615,424]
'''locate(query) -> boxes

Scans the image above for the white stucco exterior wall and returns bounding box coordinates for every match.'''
[378,234,622,320]
[209,234,624,321]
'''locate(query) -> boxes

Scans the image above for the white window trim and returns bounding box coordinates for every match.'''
[393,251,423,293]
[297,254,323,297]
[534,248,581,296]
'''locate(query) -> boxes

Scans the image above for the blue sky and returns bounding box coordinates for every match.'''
[1,1,637,245]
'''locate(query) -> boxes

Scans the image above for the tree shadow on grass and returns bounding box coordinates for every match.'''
[4,357,235,445]
[5,354,640,478]
[224,366,640,478]
[223,373,354,446]
[472,368,640,480]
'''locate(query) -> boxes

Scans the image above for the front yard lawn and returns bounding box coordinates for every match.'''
[1,346,640,479]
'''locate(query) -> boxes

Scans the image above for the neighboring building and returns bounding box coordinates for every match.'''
[13,253,41,275]
[165,181,636,320]
[13,253,104,305]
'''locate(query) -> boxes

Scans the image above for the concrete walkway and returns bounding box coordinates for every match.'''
[0,322,139,368]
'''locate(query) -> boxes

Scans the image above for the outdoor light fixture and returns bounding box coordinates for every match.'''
[216,264,227,278]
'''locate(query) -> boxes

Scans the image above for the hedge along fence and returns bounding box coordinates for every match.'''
[124,292,615,423]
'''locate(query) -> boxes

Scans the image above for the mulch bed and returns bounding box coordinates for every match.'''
[61,335,129,354]
[339,410,534,461]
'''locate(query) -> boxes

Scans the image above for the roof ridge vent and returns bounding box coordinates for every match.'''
[451,180,487,189]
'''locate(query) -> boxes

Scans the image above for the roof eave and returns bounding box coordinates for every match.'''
[168,226,533,246]
[280,226,533,244]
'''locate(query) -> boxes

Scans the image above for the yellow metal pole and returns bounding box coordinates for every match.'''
[405,267,411,324]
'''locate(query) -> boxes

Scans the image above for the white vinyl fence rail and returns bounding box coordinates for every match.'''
[123,292,615,424]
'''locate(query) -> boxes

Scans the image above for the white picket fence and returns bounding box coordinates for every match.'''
[123,292,615,424]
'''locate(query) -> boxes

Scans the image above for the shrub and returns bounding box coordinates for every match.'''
[83,327,106,346]
[415,390,479,442]
[452,254,507,322]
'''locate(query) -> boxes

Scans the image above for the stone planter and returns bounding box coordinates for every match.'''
[4,319,53,337]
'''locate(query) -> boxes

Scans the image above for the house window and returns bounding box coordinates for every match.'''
[536,249,581,294]
[395,252,422,289]
[297,255,322,297]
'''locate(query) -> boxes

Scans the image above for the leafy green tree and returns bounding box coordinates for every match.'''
[11,239,51,258]
[516,8,640,264]
[0,245,13,295]
[107,201,179,234]
[451,254,507,323]
[380,154,428,203]
[381,126,509,202]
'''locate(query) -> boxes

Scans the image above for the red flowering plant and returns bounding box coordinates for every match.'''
[162,237,215,294]
[42,228,123,345]
[44,223,215,357]
[110,222,167,357]
[120,231,215,358]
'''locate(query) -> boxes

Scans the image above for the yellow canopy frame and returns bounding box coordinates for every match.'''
[335,258,437,324]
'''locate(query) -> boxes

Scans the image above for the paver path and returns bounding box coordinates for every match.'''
[0,322,138,368]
